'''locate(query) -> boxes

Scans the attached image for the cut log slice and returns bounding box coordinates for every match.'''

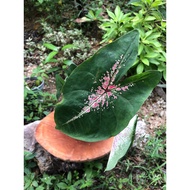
[35,111,114,162]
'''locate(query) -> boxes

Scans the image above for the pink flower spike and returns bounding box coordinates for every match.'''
[103,76,110,82]
[116,87,121,91]
[92,102,99,108]
[113,95,117,99]
[102,82,109,90]
[108,85,116,90]
[121,86,129,91]
[112,62,118,72]
[86,108,90,113]
[107,91,112,97]
[101,95,106,107]
[97,89,104,95]
[97,98,101,103]
[83,106,90,113]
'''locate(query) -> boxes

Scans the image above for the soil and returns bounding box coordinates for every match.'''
[138,89,166,136]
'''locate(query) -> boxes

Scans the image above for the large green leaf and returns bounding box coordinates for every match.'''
[54,30,161,142]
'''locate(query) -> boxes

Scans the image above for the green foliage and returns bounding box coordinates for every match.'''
[98,0,166,80]
[24,151,38,190]
[24,0,73,25]
[43,22,95,63]
[43,43,76,64]
[84,8,103,22]
[31,67,49,81]
[24,151,36,171]
[24,157,102,189]
[100,5,132,43]
[55,30,161,142]
[24,87,57,124]
[42,42,77,79]
[24,21,95,68]
[55,74,65,100]
[132,125,166,189]
[144,126,166,161]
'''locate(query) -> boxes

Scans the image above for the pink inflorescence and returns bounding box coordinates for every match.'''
[81,55,133,114]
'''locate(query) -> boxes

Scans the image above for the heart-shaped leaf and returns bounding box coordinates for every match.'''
[54,30,161,142]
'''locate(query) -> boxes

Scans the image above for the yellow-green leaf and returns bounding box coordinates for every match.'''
[136,63,144,74]
[138,44,144,55]
[142,58,149,66]
[144,16,156,21]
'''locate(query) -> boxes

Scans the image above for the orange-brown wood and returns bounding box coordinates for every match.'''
[35,111,114,162]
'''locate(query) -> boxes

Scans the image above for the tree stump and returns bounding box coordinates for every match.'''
[24,112,114,174]
[33,143,83,174]
[24,121,84,174]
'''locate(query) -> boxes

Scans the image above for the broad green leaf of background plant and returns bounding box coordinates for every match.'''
[54,30,161,142]
[61,44,76,51]
[44,51,58,64]
[105,115,137,171]
[136,62,144,73]
[38,0,43,4]
[43,43,59,51]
